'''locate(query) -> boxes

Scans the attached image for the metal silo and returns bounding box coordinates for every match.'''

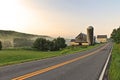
[87,26,94,45]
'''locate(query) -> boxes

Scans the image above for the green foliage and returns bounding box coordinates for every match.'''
[0,41,2,50]
[111,27,120,43]
[47,41,56,51]
[109,43,120,80]
[33,37,67,51]
[33,38,48,51]
[0,44,100,66]
[54,37,67,50]
[52,37,66,51]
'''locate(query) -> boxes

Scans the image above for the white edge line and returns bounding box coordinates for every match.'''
[99,45,113,80]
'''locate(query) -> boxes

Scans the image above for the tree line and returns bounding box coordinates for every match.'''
[0,37,67,51]
[33,37,67,51]
[111,27,120,44]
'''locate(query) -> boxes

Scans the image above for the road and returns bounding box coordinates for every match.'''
[0,42,112,80]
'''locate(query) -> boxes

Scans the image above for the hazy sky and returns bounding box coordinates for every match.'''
[0,0,120,38]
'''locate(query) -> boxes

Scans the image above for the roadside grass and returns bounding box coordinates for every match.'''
[109,43,120,80]
[0,44,100,66]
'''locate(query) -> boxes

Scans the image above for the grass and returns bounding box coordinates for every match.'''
[109,43,120,80]
[0,44,100,66]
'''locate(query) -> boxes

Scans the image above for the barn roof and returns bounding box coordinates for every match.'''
[97,35,107,38]
[76,33,86,39]
[75,33,87,43]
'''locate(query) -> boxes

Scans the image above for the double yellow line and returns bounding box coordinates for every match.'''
[12,44,108,80]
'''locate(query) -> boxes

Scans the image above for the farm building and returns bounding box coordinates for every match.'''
[70,26,95,46]
[70,33,89,46]
[75,33,88,45]
[97,35,107,43]
[70,39,79,46]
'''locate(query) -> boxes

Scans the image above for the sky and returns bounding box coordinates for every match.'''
[0,0,120,38]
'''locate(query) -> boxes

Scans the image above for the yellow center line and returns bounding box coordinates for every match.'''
[12,44,108,80]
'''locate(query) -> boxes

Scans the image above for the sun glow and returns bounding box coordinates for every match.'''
[0,0,118,38]
[0,0,31,31]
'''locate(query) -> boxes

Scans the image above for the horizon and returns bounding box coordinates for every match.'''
[0,0,120,38]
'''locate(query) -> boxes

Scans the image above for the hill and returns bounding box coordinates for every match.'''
[0,30,51,39]
[0,30,52,48]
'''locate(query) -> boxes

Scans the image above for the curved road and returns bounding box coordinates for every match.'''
[0,42,112,80]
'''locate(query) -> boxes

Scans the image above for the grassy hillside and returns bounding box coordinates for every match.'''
[0,44,100,66]
[0,30,51,39]
[0,30,71,48]
[0,30,52,48]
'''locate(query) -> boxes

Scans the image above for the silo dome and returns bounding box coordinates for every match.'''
[87,26,93,29]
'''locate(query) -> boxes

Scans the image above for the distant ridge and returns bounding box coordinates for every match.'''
[0,30,51,39]
[0,30,53,48]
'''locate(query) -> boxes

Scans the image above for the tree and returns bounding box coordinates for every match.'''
[0,41,2,50]
[33,38,47,51]
[111,27,120,43]
[53,37,67,50]
[47,41,55,51]
[33,37,67,51]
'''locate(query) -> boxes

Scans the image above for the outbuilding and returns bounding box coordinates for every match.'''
[97,35,107,43]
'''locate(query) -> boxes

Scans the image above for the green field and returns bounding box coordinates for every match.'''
[109,43,120,80]
[0,44,100,66]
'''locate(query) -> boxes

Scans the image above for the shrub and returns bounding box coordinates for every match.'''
[33,38,47,51]
[33,37,67,51]
[53,37,67,50]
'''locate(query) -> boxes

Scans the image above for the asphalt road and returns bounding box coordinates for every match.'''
[0,42,113,80]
